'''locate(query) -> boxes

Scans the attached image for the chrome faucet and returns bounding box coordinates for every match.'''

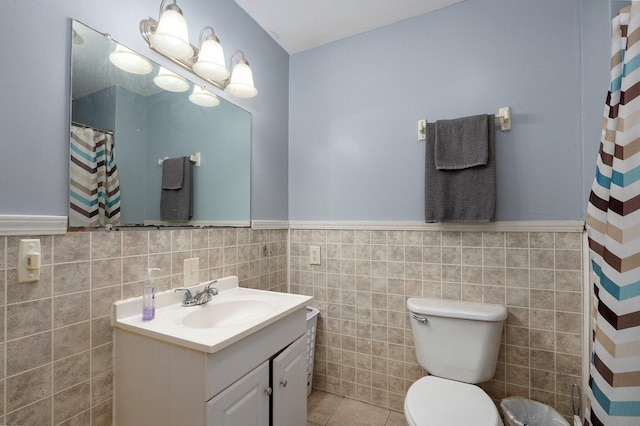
[175,280,219,307]
[194,280,219,305]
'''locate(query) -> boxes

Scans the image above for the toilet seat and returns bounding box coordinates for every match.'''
[404,376,503,426]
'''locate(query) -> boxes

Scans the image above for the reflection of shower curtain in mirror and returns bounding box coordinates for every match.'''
[585,4,640,425]
[70,125,121,227]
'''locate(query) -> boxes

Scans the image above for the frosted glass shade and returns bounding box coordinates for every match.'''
[153,67,189,92]
[225,60,257,98]
[109,45,153,75]
[149,9,193,59]
[189,86,220,107]
[193,38,229,81]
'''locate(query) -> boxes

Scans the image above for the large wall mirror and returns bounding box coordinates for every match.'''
[70,20,251,228]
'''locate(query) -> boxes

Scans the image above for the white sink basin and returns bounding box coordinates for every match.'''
[112,276,313,353]
[181,298,279,328]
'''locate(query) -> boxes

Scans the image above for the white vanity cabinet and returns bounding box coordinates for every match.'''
[114,306,308,426]
[272,332,308,425]
[207,359,270,425]
[207,333,307,425]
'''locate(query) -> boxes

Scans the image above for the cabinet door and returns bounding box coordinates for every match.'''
[272,334,307,426]
[206,360,270,426]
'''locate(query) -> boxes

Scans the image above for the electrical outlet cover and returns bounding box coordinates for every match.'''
[309,246,321,265]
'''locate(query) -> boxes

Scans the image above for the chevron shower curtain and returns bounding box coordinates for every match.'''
[585,4,640,426]
[69,125,121,227]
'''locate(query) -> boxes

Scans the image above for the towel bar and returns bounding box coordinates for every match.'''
[418,106,511,141]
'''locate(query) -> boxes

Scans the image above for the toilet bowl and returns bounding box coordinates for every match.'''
[405,298,507,426]
[404,376,502,426]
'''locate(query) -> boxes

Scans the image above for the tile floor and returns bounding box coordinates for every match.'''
[307,390,407,426]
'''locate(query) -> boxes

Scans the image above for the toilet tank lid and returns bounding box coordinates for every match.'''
[407,298,507,321]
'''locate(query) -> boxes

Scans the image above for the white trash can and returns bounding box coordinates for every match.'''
[501,397,569,426]
[305,307,319,396]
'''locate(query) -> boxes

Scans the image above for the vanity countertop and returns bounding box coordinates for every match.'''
[112,276,312,354]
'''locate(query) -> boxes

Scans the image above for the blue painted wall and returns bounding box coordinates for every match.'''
[0,0,616,223]
[114,87,148,225]
[0,0,289,221]
[289,0,612,221]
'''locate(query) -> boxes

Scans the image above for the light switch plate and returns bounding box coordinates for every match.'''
[18,239,41,283]
[184,258,199,286]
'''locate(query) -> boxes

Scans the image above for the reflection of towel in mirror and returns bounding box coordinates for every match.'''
[160,157,193,221]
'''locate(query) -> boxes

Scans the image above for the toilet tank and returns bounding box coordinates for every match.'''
[407,298,507,384]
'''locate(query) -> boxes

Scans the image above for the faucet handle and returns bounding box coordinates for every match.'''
[203,280,219,295]
[203,279,218,289]
[175,288,196,306]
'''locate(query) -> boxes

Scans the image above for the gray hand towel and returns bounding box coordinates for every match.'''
[425,115,496,222]
[161,157,184,189]
[435,114,489,170]
[160,156,193,221]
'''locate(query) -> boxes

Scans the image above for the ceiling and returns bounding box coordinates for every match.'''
[232,0,465,54]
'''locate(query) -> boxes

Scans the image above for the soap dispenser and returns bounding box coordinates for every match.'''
[142,268,160,321]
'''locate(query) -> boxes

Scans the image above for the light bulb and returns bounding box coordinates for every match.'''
[225,59,257,98]
[189,86,220,107]
[193,36,230,81]
[149,6,193,59]
[109,44,153,75]
[153,67,189,92]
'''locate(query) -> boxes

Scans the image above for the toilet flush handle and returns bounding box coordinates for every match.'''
[411,314,428,324]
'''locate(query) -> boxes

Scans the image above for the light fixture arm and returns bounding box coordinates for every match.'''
[158,0,181,20]
[198,26,220,49]
[229,49,248,70]
[158,0,167,19]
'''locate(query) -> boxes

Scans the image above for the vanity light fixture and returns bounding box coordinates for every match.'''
[148,0,193,60]
[109,44,153,75]
[189,86,220,107]
[140,0,257,98]
[193,27,230,82]
[153,66,189,92]
[225,50,257,98]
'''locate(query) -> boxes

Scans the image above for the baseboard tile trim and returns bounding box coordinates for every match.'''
[289,220,585,232]
[251,220,290,230]
[0,215,68,236]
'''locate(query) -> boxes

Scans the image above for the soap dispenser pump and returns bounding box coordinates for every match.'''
[142,268,160,321]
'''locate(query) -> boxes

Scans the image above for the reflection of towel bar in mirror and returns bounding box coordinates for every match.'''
[418,106,511,141]
[158,152,201,166]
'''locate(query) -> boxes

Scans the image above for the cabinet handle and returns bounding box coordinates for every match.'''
[280,379,288,387]
[265,387,272,396]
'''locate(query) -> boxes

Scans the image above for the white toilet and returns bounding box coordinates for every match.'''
[405,297,508,426]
